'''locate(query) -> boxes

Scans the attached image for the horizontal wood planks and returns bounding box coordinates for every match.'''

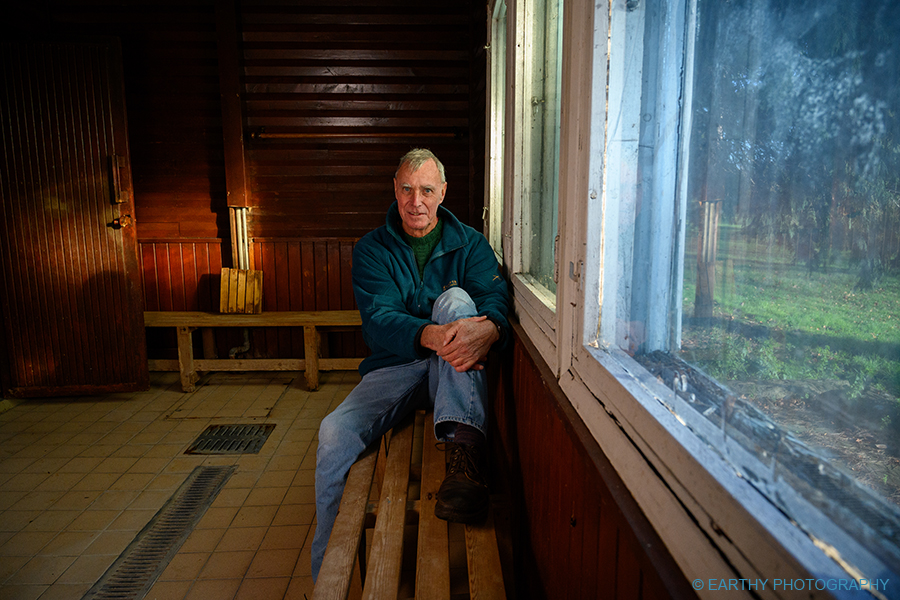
[489,331,696,600]
[240,1,477,237]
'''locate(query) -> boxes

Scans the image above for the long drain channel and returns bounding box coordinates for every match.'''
[81,465,234,600]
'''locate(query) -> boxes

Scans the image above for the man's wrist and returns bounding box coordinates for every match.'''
[486,317,502,341]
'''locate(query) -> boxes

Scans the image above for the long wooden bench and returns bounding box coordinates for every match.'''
[314,410,507,600]
[144,310,364,392]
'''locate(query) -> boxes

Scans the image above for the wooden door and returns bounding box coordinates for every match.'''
[0,39,148,397]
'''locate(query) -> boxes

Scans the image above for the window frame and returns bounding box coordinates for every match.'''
[503,0,900,595]
[504,0,568,376]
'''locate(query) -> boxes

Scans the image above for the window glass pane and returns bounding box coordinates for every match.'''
[523,0,562,294]
[681,0,900,506]
[603,0,900,573]
[489,0,507,256]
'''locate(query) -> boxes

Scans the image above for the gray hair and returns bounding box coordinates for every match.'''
[396,148,446,183]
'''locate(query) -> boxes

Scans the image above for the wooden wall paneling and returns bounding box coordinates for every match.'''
[597,477,621,597]
[141,244,160,312]
[139,240,225,358]
[301,241,316,311]
[273,241,293,355]
[619,530,644,600]
[498,331,697,600]
[180,243,199,313]
[547,403,566,597]
[155,243,174,312]
[560,432,588,600]
[326,240,343,357]
[167,243,185,311]
[641,564,671,600]
[339,240,365,357]
[579,474,601,600]
[314,241,329,311]
[286,241,304,356]
[239,1,475,239]
[257,238,278,356]
[313,241,329,359]
[216,0,250,210]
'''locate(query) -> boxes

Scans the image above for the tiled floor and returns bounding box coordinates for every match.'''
[0,369,361,600]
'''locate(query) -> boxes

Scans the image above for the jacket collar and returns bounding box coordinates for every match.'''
[386,202,466,252]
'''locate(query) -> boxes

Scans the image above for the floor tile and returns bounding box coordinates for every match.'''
[184,578,241,600]
[5,554,77,585]
[0,583,48,600]
[33,582,93,600]
[144,578,192,600]
[215,527,267,553]
[198,550,254,580]
[234,576,290,600]
[0,372,361,596]
[55,553,115,584]
[158,551,210,581]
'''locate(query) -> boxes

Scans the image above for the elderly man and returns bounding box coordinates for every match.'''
[311,148,510,579]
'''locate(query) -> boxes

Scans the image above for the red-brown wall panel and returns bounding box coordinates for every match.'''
[490,330,698,600]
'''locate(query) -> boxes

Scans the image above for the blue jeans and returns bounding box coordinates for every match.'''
[311,287,488,580]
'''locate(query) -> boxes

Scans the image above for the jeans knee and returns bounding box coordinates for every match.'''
[432,287,477,323]
[317,412,353,457]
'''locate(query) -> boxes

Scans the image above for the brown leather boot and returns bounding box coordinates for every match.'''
[434,442,489,524]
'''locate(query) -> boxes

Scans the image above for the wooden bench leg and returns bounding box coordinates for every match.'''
[304,325,321,391]
[176,326,199,392]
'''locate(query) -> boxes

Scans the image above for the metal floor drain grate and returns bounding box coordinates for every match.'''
[82,465,234,600]
[184,423,275,455]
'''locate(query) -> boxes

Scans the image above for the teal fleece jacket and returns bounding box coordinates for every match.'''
[352,202,510,377]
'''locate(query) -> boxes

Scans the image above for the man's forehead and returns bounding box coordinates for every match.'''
[396,159,441,182]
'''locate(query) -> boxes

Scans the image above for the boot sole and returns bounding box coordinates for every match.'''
[434,500,489,524]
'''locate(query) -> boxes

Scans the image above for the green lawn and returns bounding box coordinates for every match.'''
[681,235,900,402]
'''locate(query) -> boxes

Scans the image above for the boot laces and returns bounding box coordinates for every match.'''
[445,442,482,479]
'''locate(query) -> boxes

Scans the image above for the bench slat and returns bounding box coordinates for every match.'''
[415,413,451,600]
[313,444,378,600]
[362,414,415,600]
[465,513,507,600]
[144,310,361,327]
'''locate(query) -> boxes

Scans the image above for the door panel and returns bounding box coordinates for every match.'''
[0,39,148,397]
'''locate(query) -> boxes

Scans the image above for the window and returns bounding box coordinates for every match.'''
[566,0,900,588]
[516,0,563,299]
[487,0,507,256]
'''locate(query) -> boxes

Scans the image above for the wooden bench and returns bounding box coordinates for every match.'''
[144,310,364,392]
[314,410,507,600]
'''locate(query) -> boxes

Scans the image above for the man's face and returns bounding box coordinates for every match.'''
[394,158,447,238]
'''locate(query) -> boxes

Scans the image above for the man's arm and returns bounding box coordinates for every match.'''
[352,239,431,360]
[420,316,500,372]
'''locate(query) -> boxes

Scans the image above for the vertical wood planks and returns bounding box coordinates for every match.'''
[491,334,694,600]
[313,445,379,600]
[219,267,263,314]
[361,413,414,600]
[416,413,451,600]
[464,514,507,600]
